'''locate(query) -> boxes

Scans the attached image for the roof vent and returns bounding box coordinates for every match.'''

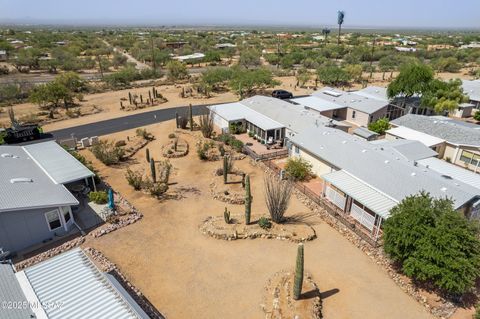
[10,178,33,184]
[441,174,453,180]
[361,149,367,153]
[411,172,416,176]
[342,141,347,144]
[440,187,447,192]
[1,153,13,158]
[384,160,390,164]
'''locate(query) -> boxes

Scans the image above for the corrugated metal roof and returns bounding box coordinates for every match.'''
[376,139,438,161]
[462,79,480,102]
[386,126,445,147]
[353,127,379,139]
[23,141,94,184]
[417,157,480,191]
[290,96,345,112]
[0,263,35,319]
[322,170,397,218]
[20,248,145,319]
[0,145,79,212]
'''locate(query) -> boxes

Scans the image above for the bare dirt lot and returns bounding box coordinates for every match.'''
[79,119,435,319]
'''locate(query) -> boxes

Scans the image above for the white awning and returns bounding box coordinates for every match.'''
[23,141,94,184]
[322,170,398,218]
[387,126,445,147]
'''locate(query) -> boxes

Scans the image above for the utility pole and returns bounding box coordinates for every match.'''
[150,34,156,71]
[369,37,376,80]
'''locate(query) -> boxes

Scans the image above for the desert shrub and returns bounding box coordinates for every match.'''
[199,113,214,138]
[88,191,108,204]
[91,140,125,165]
[368,117,390,135]
[285,157,313,181]
[115,140,127,147]
[136,128,154,140]
[229,122,245,134]
[145,180,168,198]
[217,133,243,151]
[230,139,244,152]
[157,159,172,184]
[168,133,176,138]
[197,141,213,160]
[474,304,480,319]
[125,169,143,190]
[258,217,272,230]
[178,111,189,129]
[474,111,480,121]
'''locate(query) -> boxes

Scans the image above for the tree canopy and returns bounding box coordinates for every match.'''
[387,62,434,99]
[383,192,480,295]
[316,65,351,86]
[367,117,390,135]
[229,67,279,98]
[421,79,469,114]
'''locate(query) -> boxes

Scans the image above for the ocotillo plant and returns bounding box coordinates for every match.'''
[146,148,150,162]
[189,104,193,131]
[224,207,231,224]
[150,158,156,183]
[245,174,252,224]
[293,243,304,300]
[223,155,228,184]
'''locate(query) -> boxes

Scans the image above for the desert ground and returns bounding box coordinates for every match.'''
[78,119,436,319]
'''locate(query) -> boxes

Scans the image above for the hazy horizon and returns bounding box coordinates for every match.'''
[2,0,480,30]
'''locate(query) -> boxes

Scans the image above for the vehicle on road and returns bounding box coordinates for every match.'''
[272,89,293,99]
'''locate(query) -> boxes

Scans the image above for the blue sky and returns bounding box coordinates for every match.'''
[1,0,479,29]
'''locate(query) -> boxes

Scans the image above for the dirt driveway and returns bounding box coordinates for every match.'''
[83,120,434,319]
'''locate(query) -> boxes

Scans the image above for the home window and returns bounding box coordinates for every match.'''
[460,151,480,166]
[61,206,71,223]
[45,209,62,231]
[352,111,356,119]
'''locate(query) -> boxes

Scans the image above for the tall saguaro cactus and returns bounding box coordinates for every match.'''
[189,104,194,131]
[245,174,252,225]
[223,155,228,184]
[146,148,150,162]
[150,158,156,183]
[293,243,304,300]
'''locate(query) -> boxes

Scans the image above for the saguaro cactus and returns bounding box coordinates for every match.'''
[146,148,150,162]
[224,207,231,224]
[223,155,228,184]
[245,174,251,225]
[150,158,156,183]
[128,92,132,105]
[293,243,304,300]
[140,94,143,104]
[148,90,152,101]
[189,103,193,131]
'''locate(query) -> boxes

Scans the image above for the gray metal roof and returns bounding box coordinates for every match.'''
[374,139,438,161]
[391,114,480,146]
[462,79,480,102]
[417,157,480,191]
[0,145,79,213]
[23,141,94,184]
[0,262,35,319]
[352,127,379,139]
[290,126,479,210]
[19,248,147,319]
[290,95,345,112]
[309,86,389,114]
[322,170,397,218]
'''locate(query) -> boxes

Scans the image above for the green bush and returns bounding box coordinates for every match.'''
[136,128,154,140]
[125,169,143,190]
[474,304,480,319]
[368,117,390,135]
[258,217,272,230]
[168,133,176,138]
[474,111,480,121]
[197,141,213,160]
[90,140,125,165]
[88,191,108,204]
[285,157,313,181]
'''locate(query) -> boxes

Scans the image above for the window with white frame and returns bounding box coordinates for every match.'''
[45,209,62,231]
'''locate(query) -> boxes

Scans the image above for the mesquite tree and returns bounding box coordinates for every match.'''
[293,243,304,300]
[245,174,252,224]
[264,174,293,223]
[150,158,156,182]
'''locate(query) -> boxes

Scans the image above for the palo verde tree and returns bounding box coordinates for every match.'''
[420,78,469,114]
[383,192,480,296]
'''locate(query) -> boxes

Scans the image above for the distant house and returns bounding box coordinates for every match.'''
[1,248,151,318]
[287,125,480,237]
[165,41,188,49]
[292,86,402,127]
[394,46,417,52]
[0,141,95,254]
[387,114,480,173]
[214,43,236,49]
[172,52,205,62]
[0,50,6,61]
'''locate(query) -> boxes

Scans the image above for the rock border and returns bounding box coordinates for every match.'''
[200,215,316,243]
[85,248,165,319]
[260,270,322,319]
[209,180,245,205]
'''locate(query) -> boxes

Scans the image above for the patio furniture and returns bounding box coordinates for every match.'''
[267,136,274,145]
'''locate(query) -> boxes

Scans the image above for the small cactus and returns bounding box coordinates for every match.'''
[150,158,156,183]
[224,207,231,224]
[245,174,252,224]
[223,155,228,184]
[146,148,150,162]
[120,101,124,110]
[293,243,304,300]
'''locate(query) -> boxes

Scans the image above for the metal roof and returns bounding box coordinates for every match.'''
[352,127,379,139]
[0,263,35,319]
[18,248,148,319]
[462,79,480,102]
[310,86,389,114]
[290,126,480,210]
[386,126,445,147]
[322,170,397,218]
[391,114,480,147]
[0,145,79,213]
[417,157,480,191]
[290,96,345,112]
[23,141,94,184]
[375,139,438,161]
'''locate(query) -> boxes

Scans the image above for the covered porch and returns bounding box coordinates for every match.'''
[321,170,397,240]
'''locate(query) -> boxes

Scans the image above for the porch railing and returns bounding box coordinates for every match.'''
[263,160,380,247]
[242,146,288,161]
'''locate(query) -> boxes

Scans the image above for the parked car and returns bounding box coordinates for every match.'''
[272,90,293,99]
